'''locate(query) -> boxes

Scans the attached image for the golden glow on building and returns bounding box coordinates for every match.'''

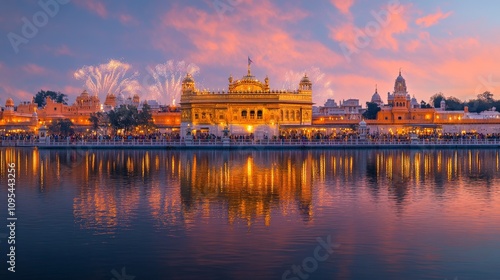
[180,66,313,138]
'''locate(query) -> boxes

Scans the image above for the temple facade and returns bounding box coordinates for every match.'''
[179,67,313,139]
[369,71,437,134]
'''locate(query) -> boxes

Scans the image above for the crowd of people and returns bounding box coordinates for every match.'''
[2,131,500,143]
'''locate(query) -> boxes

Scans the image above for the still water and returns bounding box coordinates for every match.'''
[0,148,499,280]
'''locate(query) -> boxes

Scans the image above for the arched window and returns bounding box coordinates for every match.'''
[250,110,255,119]
[241,110,247,119]
[257,110,263,119]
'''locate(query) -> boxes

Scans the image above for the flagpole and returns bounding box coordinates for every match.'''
[247,56,251,75]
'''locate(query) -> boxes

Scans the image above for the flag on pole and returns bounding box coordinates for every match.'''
[248,56,253,66]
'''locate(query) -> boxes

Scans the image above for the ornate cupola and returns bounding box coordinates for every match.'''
[298,74,312,93]
[5,98,14,111]
[182,73,196,94]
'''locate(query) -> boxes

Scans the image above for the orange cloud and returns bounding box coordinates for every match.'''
[152,1,342,98]
[416,9,452,28]
[331,0,355,15]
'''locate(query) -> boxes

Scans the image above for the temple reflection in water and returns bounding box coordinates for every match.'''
[1,148,499,232]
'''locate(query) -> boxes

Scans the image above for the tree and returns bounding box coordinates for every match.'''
[420,100,432,108]
[34,90,68,107]
[429,92,445,108]
[89,112,107,132]
[477,91,494,103]
[137,103,156,132]
[445,96,465,111]
[106,105,140,133]
[465,91,496,113]
[48,119,74,137]
[362,102,381,120]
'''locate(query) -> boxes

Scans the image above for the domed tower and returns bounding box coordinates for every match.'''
[182,73,196,94]
[394,70,407,95]
[104,93,117,108]
[5,98,14,111]
[370,85,383,107]
[298,74,312,94]
[391,70,410,108]
[410,96,420,108]
[81,89,89,97]
[133,93,140,105]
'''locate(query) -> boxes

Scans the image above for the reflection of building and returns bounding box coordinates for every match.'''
[180,65,313,139]
[179,150,313,225]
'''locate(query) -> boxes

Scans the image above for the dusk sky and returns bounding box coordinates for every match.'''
[1,0,500,106]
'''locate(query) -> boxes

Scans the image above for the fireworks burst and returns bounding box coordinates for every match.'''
[282,67,334,98]
[73,59,140,99]
[145,60,200,105]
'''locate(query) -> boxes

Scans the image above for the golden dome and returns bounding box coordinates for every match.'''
[300,74,311,84]
[81,90,89,97]
[5,98,14,107]
[183,73,195,84]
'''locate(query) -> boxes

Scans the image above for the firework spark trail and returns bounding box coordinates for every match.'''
[282,67,333,98]
[74,59,139,99]
[146,60,200,105]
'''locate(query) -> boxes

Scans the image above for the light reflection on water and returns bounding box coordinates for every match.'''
[0,148,499,280]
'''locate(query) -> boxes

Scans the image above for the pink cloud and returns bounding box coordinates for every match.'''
[331,0,355,15]
[330,3,411,52]
[75,0,108,18]
[118,13,138,25]
[22,64,47,75]
[0,84,34,103]
[152,2,341,90]
[55,45,74,56]
[416,9,452,28]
